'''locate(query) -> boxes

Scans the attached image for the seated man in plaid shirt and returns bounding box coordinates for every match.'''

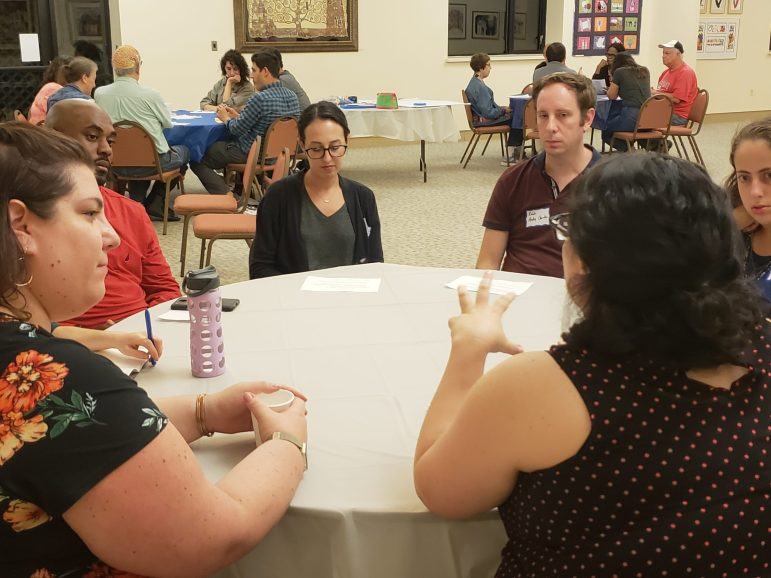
[191,50,300,195]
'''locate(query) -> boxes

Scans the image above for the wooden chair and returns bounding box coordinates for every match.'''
[662,88,709,166]
[174,135,269,276]
[192,147,291,269]
[610,95,673,154]
[13,110,29,122]
[110,120,185,235]
[460,89,510,169]
[224,116,298,198]
[519,98,540,161]
[520,83,534,95]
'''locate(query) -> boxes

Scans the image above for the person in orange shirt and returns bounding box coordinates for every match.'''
[28,56,71,124]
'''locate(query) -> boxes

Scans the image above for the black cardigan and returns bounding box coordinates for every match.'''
[249,171,383,279]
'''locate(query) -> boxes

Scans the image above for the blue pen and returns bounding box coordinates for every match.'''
[144,309,157,366]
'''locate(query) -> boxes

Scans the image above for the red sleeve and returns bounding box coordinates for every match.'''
[138,215,181,306]
[669,68,697,105]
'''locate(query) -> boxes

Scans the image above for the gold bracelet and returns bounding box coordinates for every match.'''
[195,393,214,437]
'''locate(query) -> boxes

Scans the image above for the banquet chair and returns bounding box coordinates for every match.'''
[460,89,510,169]
[13,110,29,122]
[174,137,266,276]
[520,83,534,95]
[193,147,291,269]
[610,95,673,154]
[519,98,540,161]
[110,120,185,235]
[224,116,298,196]
[662,88,709,166]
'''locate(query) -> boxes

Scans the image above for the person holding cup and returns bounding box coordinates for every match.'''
[0,122,307,577]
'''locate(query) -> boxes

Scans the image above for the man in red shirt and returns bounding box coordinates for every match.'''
[46,99,181,328]
[653,40,698,126]
[476,73,601,277]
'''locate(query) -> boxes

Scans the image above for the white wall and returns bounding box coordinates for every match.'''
[114,0,767,123]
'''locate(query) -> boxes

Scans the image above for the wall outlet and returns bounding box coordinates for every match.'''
[211,41,218,51]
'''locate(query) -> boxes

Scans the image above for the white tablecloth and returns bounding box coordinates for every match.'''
[342,101,460,143]
[114,263,565,578]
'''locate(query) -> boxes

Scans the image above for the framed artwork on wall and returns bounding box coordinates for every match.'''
[513,12,527,40]
[68,0,104,43]
[234,0,358,53]
[699,0,707,14]
[573,0,642,55]
[709,0,726,14]
[727,0,743,14]
[471,11,499,40]
[696,18,739,59]
[448,4,466,39]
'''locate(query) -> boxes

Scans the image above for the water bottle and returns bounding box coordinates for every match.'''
[183,265,226,377]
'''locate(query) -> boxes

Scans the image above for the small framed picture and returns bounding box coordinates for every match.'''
[727,0,743,14]
[594,17,608,32]
[513,12,527,40]
[448,4,466,39]
[593,36,607,50]
[577,36,591,51]
[624,34,638,50]
[699,0,707,13]
[625,0,639,13]
[624,17,638,32]
[578,17,592,32]
[595,0,608,13]
[710,0,727,14]
[471,11,499,39]
[610,0,624,12]
[609,16,624,32]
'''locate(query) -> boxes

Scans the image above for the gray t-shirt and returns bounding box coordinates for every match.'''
[612,66,651,108]
[280,70,311,112]
[532,61,576,84]
[300,193,355,271]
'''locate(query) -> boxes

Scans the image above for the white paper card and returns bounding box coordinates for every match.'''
[525,208,550,228]
[19,34,40,62]
[97,348,147,376]
[158,310,190,322]
[171,114,200,120]
[301,276,381,292]
[446,276,532,296]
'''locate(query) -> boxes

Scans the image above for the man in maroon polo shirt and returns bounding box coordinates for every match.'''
[476,73,602,278]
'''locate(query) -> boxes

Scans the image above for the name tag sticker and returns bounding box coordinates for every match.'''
[525,208,550,228]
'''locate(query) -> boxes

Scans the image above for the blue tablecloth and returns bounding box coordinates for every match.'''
[164,111,229,162]
[508,95,621,130]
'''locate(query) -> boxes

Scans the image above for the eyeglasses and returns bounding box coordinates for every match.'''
[549,212,569,241]
[304,144,348,159]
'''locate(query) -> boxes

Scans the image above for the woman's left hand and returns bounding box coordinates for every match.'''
[449,271,523,356]
[112,332,163,362]
[206,381,308,434]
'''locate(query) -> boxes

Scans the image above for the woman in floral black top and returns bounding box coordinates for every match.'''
[0,123,308,577]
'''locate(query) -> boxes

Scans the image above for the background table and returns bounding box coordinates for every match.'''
[340,99,460,182]
[115,263,565,578]
[164,110,228,162]
[508,94,621,130]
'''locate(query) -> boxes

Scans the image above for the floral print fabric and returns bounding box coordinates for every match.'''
[0,321,166,577]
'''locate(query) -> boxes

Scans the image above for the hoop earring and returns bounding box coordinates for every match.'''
[15,255,33,288]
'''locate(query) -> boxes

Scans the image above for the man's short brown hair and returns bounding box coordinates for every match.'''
[532,72,596,123]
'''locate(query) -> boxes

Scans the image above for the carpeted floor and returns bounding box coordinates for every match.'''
[153,113,768,287]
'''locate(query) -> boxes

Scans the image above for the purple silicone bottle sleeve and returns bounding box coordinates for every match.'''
[188,288,226,377]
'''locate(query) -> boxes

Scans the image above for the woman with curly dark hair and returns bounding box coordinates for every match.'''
[415,153,768,577]
[200,48,254,111]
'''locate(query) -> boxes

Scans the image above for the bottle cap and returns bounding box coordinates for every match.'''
[183,265,221,297]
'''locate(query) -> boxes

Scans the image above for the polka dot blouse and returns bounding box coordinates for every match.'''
[494,339,769,578]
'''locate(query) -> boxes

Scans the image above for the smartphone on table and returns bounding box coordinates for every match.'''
[170,296,240,312]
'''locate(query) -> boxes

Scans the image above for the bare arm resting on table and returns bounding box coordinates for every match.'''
[63,382,308,578]
[476,228,508,271]
[52,324,162,361]
[413,272,591,519]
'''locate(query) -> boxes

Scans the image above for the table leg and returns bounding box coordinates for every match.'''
[419,139,427,183]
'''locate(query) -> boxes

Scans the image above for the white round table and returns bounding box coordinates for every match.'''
[114,263,566,578]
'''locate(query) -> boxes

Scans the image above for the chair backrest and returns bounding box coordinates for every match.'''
[461,90,475,129]
[523,98,538,134]
[241,134,263,208]
[688,88,709,125]
[111,120,162,171]
[13,109,28,123]
[263,147,291,189]
[635,95,673,133]
[521,83,534,95]
[261,116,299,165]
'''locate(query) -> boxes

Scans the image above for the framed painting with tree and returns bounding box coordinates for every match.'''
[234,0,358,53]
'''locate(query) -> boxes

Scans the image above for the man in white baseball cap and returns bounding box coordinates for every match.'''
[652,39,698,125]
